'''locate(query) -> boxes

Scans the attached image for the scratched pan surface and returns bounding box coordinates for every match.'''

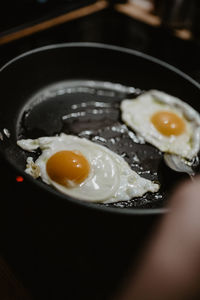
[1,42,200,214]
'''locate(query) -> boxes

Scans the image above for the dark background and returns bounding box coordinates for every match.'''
[1,1,200,299]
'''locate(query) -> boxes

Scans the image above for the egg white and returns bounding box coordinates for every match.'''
[17,133,159,203]
[121,90,200,160]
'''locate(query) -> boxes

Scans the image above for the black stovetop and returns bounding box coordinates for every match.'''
[1,6,200,300]
[1,7,200,78]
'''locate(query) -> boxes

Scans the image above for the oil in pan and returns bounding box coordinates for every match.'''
[17,80,171,209]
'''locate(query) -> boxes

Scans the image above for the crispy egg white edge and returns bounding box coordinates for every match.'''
[121,90,200,160]
[17,134,160,203]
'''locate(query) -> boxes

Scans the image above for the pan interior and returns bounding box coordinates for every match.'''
[15,79,186,209]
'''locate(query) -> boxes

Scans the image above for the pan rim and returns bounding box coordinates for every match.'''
[1,41,199,215]
[1,41,200,90]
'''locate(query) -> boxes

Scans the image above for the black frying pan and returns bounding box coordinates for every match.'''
[1,42,200,215]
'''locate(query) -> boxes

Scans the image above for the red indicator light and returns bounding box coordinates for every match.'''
[16,176,24,182]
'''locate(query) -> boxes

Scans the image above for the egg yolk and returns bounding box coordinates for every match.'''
[46,150,90,186]
[151,111,185,136]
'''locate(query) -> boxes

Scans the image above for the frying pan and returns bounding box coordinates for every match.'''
[1,42,200,299]
[0,42,200,215]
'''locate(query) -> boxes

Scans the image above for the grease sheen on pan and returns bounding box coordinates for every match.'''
[17,133,159,203]
[121,90,200,160]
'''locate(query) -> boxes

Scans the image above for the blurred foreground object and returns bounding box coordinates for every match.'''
[114,178,200,300]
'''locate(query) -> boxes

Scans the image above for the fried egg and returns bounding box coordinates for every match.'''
[121,90,200,160]
[17,133,159,203]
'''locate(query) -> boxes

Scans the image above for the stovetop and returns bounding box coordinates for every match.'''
[0,0,96,34]
[1,5,200,300]
[1,6,200,77]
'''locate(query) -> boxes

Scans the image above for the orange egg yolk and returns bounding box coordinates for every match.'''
[46,150,90,186]
[151,111,185,136]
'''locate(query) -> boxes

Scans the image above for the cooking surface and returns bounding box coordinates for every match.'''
[1,6,200,76]
[1,4,200,300]
[0,0,96,34]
